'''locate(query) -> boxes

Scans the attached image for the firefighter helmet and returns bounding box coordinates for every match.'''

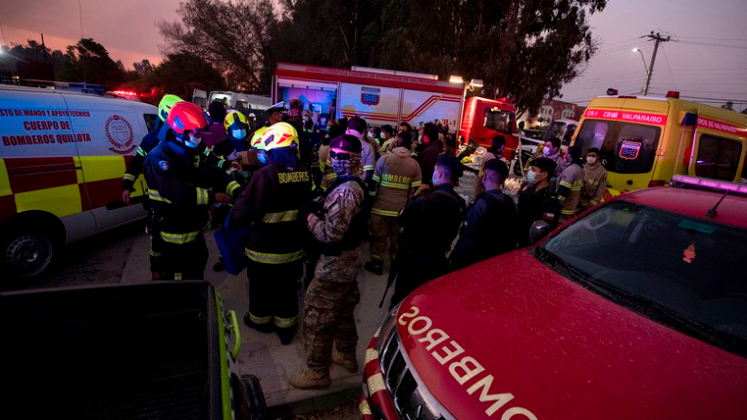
[166,101,208,135]
[158,94,184,122]
[260,122,298,151]
[224,110,249,133]
[250,126,269,150]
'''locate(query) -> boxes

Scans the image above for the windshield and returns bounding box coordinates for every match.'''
[538,200,747,356]
[543,121,566,141]
[483,109,514,133]
[575,119,661,174]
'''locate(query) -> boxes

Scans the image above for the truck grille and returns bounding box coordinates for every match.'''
[379,329,447,420]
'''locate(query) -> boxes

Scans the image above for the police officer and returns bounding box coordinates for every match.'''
[389,154,466,309]
[143,101,241,280]
[231,122,312,345]
[517,157,561,247]
[289,134,367,390]
[451,159,518,270]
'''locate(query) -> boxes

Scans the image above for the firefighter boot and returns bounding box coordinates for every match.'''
[243,313,274,334]
[288,368,331,390]
[276,324,297,345]
[332,351,359,373]
[364,260,384,276]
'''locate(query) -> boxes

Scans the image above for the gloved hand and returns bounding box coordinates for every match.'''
[298,200,322,223]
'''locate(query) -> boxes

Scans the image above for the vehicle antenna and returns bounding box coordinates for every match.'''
[706,190,729,218]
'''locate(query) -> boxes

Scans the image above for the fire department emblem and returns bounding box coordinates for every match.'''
[105,114,137,155]
[361,87,380,106]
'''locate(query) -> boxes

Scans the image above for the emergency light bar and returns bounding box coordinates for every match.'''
[671,175,747,196]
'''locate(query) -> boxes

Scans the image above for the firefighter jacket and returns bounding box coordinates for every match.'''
[517,184,561,247]
[580,162,607,208]
[231,162,312,265]
[371,147,422,217]
[143,139,241,245]
[556,162,584,217]
[450,189,518,270]
[307,176,365,282]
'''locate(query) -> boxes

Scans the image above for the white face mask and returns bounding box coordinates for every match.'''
[232,129,247,140]
[542,147,552,156]
[367,132,375,139]
[587,156,597,164]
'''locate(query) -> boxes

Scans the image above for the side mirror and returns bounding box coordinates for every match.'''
[529,220,552,245]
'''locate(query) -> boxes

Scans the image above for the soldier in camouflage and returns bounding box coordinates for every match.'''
[289,135,367,390]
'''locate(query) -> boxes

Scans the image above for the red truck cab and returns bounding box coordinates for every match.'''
[361,175,747,419]
[459,96,519,160]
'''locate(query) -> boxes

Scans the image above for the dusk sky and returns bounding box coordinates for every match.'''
[2,0,746,111]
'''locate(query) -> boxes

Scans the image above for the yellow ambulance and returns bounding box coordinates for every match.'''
[0,85,157,281]
[571,91,747,198]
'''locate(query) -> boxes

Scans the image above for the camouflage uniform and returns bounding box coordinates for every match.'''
[303,177,365,370]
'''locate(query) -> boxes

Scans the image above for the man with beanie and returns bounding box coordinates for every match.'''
[451,159,517,270]
[390,154,466,308]
[290,135,367,390]
[364,132,422,275]
[557,145,585,224]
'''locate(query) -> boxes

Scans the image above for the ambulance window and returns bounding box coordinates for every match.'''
[575,120,608,151]
[695,134,742,181]
[611,124,660,174]
[143,114,157,131]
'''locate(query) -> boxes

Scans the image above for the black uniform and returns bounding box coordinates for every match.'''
[450,189,518,270]
[231,158,312,333]
[517,184,561,247]
[143,139,241,280]
[390,184,466,308]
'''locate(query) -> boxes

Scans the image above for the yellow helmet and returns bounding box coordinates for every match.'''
[224,110,249,132]
[260,122,298,151]
[158,94,184,122]
[250,126,269,150]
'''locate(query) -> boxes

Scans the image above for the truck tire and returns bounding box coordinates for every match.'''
[1,222,58,283]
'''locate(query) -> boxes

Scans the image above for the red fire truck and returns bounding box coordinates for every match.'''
[271,63,518,158]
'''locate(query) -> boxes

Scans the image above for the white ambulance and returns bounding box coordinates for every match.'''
[0,85,157,282]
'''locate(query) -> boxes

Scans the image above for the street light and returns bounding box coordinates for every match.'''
[632,48,649,75]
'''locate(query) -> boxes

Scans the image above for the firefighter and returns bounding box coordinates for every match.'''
[143,102,241,280]
[364,131,421,275]
[289,134,367,390]
[517,157,561,247]
[579,147,607,212]
[557,146,585,224]
[389,154,466,309]
[212,110,252,159]
[451,159,517,270]
[231,122,312,345]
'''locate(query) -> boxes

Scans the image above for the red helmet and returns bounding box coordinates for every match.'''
[166,102,208,135]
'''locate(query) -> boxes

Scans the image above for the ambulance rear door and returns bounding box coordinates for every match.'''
[687,114,746,182]
[61,93,152,234]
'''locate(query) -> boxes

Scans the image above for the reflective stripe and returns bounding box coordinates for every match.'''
[360,400,373,416]
[245,249,304,264]
[261,210,298,223]
[372,208,399,217]
[368,189,377,196]
[136,146,147,157]
[174,272,182,280]
[411,180,422,188]
[561,209,577,215]
[559,180,573,189]
[148,189,173,204]
[372,174,381,182]
[365,349,379,364]
[203,147,211,157]
[123,173,136,182]
[161,231,201,244]
[380,180,410,190]
[218,159,227,169]
[274,315,298,328]
[249,313,272,325]
[363,164,374,171]
[226,180,241,197]
[196,187,210,205]
[367,373,386,393]
[326,172,337,180]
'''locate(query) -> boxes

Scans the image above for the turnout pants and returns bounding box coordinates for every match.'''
[246,260,302,330]
[369,214,399,263]
[303,278,361,370]
[161,234,208,280]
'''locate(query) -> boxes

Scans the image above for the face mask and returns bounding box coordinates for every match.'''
[331,157,351,176]
[587,156,597,164]
[257,150,267,165]
[431,170,440,186]
[232,129,247,140]
[184,133,201,148]
[542,147,552,157]
[367,132,375,139]
[526,170,537,183]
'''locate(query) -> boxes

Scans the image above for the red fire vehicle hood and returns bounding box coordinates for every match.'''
[396,249,747,420]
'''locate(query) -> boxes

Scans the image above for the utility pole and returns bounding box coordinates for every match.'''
[642,31,671,96]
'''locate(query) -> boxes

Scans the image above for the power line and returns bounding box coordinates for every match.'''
[661,45,677,91]
[675,40,747,50]
[678,36,747,43]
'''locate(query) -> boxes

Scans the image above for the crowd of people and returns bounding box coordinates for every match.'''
[120,94,607,390]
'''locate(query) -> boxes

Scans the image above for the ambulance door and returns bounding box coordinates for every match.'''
[687,120,745,182]
[61,94,148,234]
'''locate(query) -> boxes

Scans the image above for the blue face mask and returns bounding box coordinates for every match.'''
[257,150,267,165]
[232,129,247,140]
[526,170,537,183]
[184,133,201,148]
